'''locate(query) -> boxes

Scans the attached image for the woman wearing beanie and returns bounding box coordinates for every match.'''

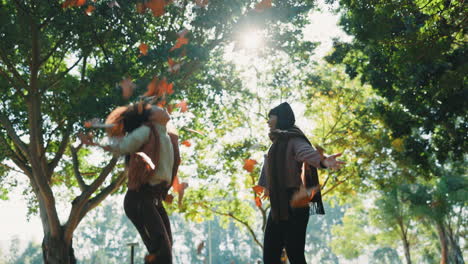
[258,102,344,264]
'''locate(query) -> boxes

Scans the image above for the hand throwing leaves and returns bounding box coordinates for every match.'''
[322,153,345,170]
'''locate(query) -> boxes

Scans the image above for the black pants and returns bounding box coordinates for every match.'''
[124,184,172,264]
[263,206,310,264]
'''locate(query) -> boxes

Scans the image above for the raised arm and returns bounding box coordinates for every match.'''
[109,125,150,156]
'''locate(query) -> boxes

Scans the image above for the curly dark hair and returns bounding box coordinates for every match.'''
[122,103,152,133]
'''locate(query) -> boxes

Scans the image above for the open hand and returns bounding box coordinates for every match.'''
[323,153,346,170]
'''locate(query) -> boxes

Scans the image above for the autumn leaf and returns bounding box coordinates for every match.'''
[78,132,96,146]
[170,35,189,51]
[177,28,189,37]
[255,196,262,207]
[181,140,191,147]
[107,1,120,8]
[254,0,272,12]
[62,0,86,8]
[85,5,95,15]
[145,77,173,97]
[120,77,136,99]
[196,241,205,254]
[139,43,148,56]
[172,175,189,208]
[164,80,174,95]
[243,159,257,173]
[184,127,205,136]
[167,58,181,73]
[157,100,166,107]
[167,104,174,114]
[135,152,156,170]
[146,76,160,97]
[146,0,166,17]
[136,2,146,13]
[176,100,188,112]
[164,194,174,204]
[252,185,264,196]
[194,0,208,8]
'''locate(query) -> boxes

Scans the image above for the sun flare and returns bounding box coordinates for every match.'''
[240,30,263,50]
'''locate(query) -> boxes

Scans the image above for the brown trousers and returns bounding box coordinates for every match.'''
[124,184,172,264]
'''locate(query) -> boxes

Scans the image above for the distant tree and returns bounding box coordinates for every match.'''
[327,0,467,168]
[11,241,43,264]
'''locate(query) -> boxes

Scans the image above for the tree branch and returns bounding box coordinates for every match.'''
[39,33,69,67]
[85,170,127,214]
[0,135,31,176]
[0,112,29,157]
[46,57,83,92]
[0,162,25,175]
[0,48,29,89]
[85,157,118,197]
[198,203,264,250]
[47,122,72,174]
[69,144,88,192]
[64,161,121,243]
[322,177,349,196]
[0,67,25,96]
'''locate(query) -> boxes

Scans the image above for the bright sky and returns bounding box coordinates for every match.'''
[0,1,354,259]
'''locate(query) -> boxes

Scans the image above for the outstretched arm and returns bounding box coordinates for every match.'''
[293,138,345,170]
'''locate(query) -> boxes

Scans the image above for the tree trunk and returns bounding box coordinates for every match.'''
[446,225,465,264]
[42,231,76,264]
[436,221,448,264]
[401,234,412,264]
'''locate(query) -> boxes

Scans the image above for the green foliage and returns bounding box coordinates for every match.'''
[327,0,467,168]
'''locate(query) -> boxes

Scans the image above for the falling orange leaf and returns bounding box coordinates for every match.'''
[78,132,96,146]
[165,81,174,95]
[181,140,191,147]
[135,152,156,170]
[254,0,272,11]
[157,100,166,107]
[243,159,257,173]
[145,77,173,97]
[136,2,146,13]
[107,0,120,8]
[139,43,148,56]
[183,127,205,136]
[252,185,264,196]
[146,0,166,17]
[255,196,262,207]
[168,58,181,73]
[146,76,160,97]
[172,175,189,208]
[170,36,189,51]
[194,0,208,7]
[165,194,174,204]
[62,0,86,8]
[120,77,136,99]
[85,5,95,15]
[177,28,189,37]
[176,100,188,112]
[196,241,205,254]
[167,104,174,114]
